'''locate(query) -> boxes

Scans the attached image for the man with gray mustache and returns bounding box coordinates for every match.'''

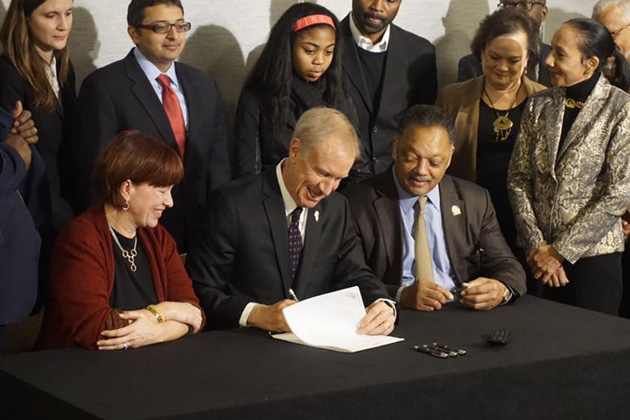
[343,105,526,312]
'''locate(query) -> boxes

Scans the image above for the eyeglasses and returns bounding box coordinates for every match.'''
[497,1,545,12]
[610,23,630,38]
[137,21,192,34]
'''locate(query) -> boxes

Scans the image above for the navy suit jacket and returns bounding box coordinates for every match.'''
[0,143,40,324]
[340,16,437,177]
[186,169,390,329]
[73,50,232,251]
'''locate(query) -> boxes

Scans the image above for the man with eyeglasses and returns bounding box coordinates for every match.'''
[457,0,551,86]
[72,0,231,253]
[593,1,630,65]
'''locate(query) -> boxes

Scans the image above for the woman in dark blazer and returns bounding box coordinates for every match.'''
[234,3,361,180]
[0,0,77,309]
[0,0,76,236]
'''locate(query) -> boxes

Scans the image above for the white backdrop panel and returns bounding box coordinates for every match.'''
[0,0,595,134]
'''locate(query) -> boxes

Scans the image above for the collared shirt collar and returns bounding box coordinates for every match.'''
[48,55,57,75]
[392,166,441,214]
[349,12,391,52]
[276,159,300,217]
[45,55,60,98]
[133,47,180,90]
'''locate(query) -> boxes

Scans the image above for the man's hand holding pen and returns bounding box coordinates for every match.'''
[248,300,296,333]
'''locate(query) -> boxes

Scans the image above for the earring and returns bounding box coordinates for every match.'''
[122,199,130,211]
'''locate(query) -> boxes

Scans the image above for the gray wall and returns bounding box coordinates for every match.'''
[0,0,594,132]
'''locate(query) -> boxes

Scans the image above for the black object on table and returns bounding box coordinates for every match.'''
[487,329,511,346]
[2,296,630,420]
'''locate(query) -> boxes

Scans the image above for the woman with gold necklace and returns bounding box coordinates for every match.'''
[436,8,546,256]
[508,18,630,315]
[38,130,204,350]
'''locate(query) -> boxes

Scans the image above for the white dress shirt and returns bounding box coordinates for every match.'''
[277,159,308,243]
[348,13,391,52]
[45,56,60,99]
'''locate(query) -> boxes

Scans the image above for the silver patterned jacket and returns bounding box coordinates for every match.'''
[508,75,630,264]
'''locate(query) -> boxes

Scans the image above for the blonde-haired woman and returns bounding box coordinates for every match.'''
[0,0,76,289]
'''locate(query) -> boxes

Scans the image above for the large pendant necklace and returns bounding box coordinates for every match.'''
[109,224,138,272]
[483,82,522,142]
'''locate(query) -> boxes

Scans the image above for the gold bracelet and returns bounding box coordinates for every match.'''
[146,304,166,323]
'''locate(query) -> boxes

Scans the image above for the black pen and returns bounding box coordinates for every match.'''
[433,342,467,356]
[428,343,458,357]
[414,345,448,359]
[452,285,467,299]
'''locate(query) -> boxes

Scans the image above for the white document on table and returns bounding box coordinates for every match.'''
[272,286,404,353]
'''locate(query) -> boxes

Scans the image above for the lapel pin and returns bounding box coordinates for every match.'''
[314,210,320,222]
[451,205,461,216]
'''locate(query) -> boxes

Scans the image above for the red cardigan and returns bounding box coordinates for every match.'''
[37,206,203,350]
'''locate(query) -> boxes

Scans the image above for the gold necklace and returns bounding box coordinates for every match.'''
[105,209,139,272]
[483,82,522,142]
[565,98,585,109]
[109,224,138,272]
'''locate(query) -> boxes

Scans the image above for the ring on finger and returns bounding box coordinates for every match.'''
[123,342,129,350]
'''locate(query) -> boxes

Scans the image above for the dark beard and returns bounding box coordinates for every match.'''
[354,10,390,35]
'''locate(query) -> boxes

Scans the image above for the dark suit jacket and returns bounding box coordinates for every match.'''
[340,16,437,176]
[72,49,232,251]
[186,169,390,329]
[457,41,552,87]
[0,143,40,325]
[0,56,76,233]
[343,170,526,299]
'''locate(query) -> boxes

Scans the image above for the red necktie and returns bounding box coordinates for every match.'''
[157,74,186,158]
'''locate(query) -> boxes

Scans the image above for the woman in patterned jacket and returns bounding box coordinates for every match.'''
[508,18,630,315]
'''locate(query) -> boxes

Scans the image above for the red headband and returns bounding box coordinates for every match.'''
[293,14,336,33]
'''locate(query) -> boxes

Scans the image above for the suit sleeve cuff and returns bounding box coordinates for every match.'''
[239,302,258,327]
[376,298,397,319]
[500,284,515,305]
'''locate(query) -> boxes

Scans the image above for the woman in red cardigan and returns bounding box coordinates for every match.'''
[38,130,204,350]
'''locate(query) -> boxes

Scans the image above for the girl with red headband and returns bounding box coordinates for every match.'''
[234,3,362,180]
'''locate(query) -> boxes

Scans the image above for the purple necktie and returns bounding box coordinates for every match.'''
[288,208,303,280]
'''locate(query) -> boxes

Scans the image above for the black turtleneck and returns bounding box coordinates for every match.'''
[560,71,601,146]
